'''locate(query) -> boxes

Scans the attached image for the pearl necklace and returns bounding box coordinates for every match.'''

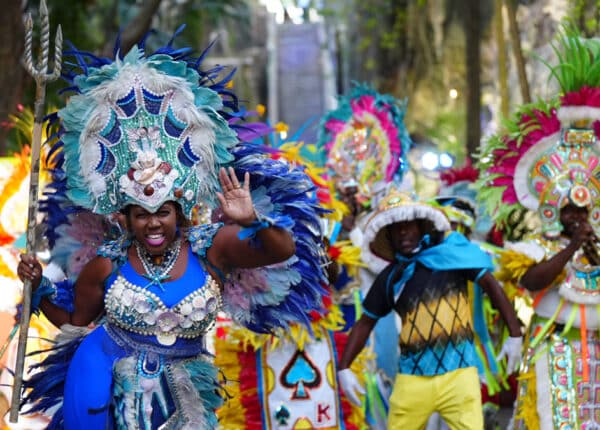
[134,238,182,290]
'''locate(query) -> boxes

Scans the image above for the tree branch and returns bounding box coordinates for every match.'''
[101,0,163,57]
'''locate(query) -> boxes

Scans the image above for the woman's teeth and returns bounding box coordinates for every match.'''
[146,235,165,246]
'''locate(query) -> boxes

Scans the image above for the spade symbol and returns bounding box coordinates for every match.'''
[274,404,291,425]
[280,349,321,400]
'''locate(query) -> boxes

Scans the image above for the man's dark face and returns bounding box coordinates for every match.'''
[560,204,589,237]
[388,220,422,256]
[338,185,359,213]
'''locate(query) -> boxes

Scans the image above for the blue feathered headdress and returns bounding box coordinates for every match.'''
[54,31,244,217]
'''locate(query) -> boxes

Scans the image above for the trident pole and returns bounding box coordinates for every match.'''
[9,0,62,422]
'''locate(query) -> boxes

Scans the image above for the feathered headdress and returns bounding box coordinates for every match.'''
[317,83,412,206]
[477,30,600,237]
[55,35,240,217]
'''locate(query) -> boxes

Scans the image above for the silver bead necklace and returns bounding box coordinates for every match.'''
[134,238,182,290]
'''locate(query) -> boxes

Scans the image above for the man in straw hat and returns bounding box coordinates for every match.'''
[337,189,522,429]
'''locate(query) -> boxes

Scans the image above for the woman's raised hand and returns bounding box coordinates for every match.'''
[216,167,256,226]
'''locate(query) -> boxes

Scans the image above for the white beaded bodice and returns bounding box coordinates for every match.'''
[105,267,222,346]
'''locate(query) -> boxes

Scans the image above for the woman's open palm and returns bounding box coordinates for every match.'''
[216,167,255,225]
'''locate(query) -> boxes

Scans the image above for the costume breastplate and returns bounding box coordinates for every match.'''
[105,267,222,346]
[562,255,600,304]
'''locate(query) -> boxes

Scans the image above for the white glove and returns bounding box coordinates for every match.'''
[337,368,365,406]
[497,336,523,374]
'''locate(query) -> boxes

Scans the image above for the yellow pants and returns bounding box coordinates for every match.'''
[387,367,483,430]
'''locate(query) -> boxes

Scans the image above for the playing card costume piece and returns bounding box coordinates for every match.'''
[18,31,328,430]
[477,31,600,430]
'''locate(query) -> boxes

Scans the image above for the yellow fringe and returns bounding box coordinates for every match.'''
[0,257,14,278]
[346,347,373,430]
[514,368,539,429]
[333,240,366,269]
[276,142,352,222]
[495,249,536,284]
[224,307,346,352]
[214,333,246,430]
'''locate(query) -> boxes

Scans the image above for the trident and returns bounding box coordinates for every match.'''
[9,0,62,422]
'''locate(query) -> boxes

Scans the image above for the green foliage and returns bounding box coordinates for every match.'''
[416,106,467,162]
[7,0,254,153]
[173,0,252,49]
[380,7,408,51]
[47,0,106,51]
[568,0,600,35]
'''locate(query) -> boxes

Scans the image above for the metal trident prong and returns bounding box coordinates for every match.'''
[23,0,62,120]
[10,0,63,423]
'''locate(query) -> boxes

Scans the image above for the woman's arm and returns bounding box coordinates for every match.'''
[208,166,296,272]
[18,254,112,328]
[209,223,295,271]
[69,256,112,326]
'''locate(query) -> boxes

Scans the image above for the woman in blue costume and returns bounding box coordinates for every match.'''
[14,30,327,430]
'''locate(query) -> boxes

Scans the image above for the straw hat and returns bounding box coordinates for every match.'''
[362,189,450,264]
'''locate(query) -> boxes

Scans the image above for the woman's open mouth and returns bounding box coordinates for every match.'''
[146,234,166,247]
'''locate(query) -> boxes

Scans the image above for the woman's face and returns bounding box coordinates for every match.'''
[388,220,422,256]
[127,202,179,255]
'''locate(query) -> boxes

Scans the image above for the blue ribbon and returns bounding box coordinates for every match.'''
[237,220,272,240]
[389,231,493,301]
[31,276,57,315]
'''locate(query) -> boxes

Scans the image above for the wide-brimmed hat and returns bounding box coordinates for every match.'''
[362,189,450,264]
